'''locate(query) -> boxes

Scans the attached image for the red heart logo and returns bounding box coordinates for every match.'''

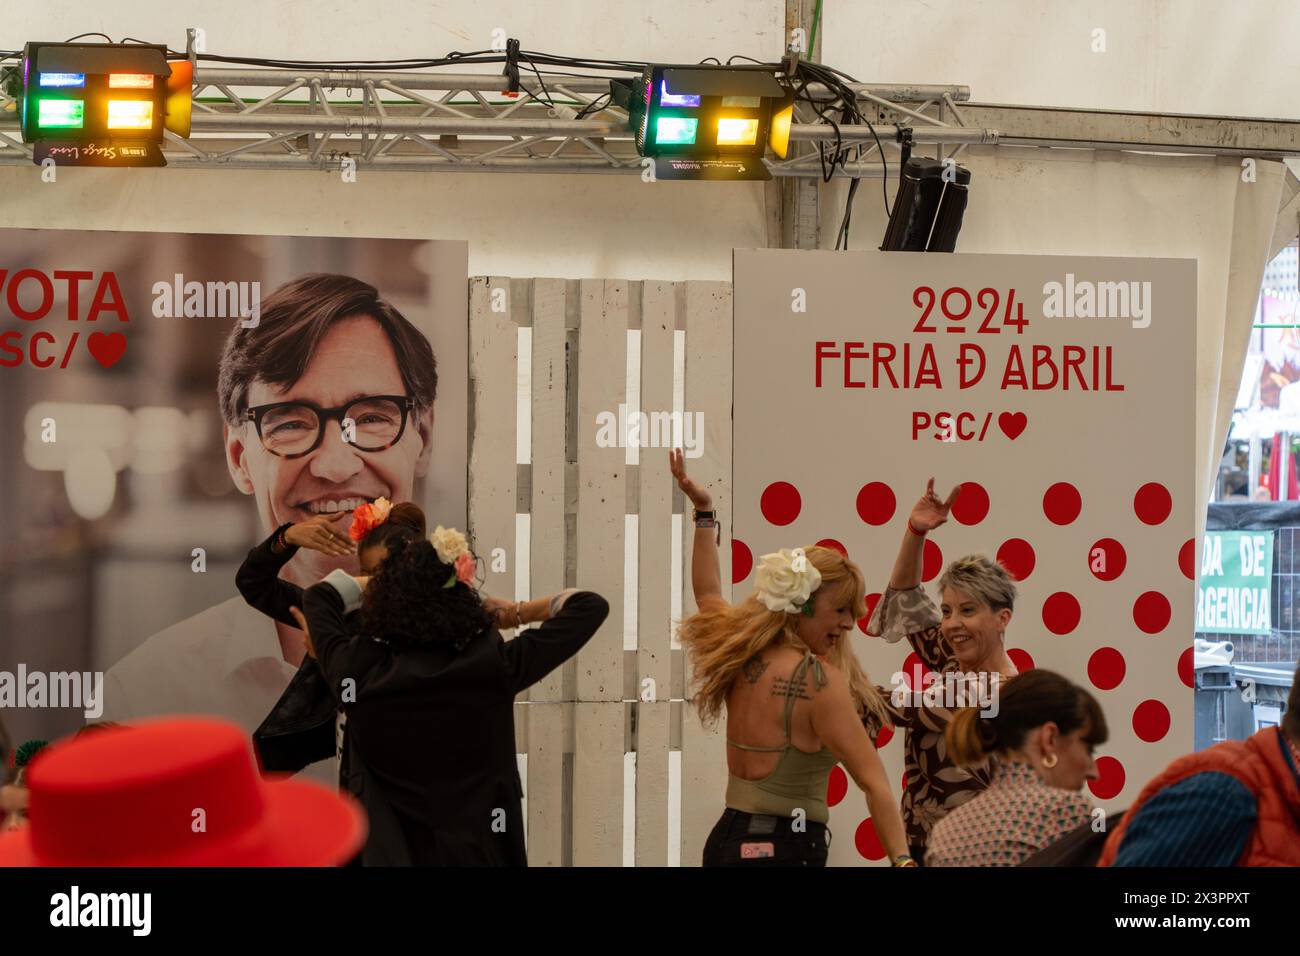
[87,332,127,369]
[998,412,1027,440]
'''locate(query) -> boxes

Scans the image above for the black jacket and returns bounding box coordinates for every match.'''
[237,526,610,865]
[237,527,344,780]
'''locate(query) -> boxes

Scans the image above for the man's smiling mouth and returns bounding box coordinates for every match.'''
[295,495,385,516]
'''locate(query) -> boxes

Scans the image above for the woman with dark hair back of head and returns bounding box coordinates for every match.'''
[287,500,609,865]
[925,669,1107,866]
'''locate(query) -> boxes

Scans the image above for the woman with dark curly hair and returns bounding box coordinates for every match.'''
[296,501,608,865]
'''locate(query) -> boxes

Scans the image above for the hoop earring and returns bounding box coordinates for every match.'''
[1042,753,1058,769]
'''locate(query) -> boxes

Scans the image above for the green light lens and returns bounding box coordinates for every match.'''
[655,116,698,146]
[38,99,84,128]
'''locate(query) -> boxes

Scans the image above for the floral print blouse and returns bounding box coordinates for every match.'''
[866,584,1008,855]
[924,759,1095,866]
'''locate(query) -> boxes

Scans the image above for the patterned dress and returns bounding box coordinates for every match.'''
[866,584,1009,856]
[925,759,1095,866]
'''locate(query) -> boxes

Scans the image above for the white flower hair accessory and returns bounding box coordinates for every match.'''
[430,525,477,587]
[754,547,822,615]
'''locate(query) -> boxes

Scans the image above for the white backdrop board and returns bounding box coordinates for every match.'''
[733,249,1196,866]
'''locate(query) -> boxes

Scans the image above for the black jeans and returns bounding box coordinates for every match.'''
[702,808,830,867]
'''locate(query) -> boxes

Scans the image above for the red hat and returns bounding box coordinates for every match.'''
[0,716,366,867]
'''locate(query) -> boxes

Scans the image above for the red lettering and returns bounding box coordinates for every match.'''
[916,343,941,388]
[29,331,56,368]
[7,268,54,321]
[53,270,94,321]
[958,343,985,388]
[845,342,868,388]
[0,329,22,367]
[815,341,840,388]
[1032,345,1058,390]
[1001,346,1027,389]
[912,411,931,440]
[88,271,129,322]
[874,342,898,388]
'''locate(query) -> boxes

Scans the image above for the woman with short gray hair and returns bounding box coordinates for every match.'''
[865,479,1021,864]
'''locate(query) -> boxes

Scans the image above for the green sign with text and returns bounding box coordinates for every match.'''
[1196,530,1273,635]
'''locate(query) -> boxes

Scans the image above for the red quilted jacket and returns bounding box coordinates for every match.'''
[1099,727,1300,867]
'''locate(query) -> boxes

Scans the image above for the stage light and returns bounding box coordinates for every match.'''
[18,41,193,166]
[107,100,153,129]
[656,116,698,145]
[716,117,759,146]
[611,64,788,181]
[37,99,84,128]
[38,73,85,88]
[768,95,794,159]
[880,157,973,253]
[109,73,154,89]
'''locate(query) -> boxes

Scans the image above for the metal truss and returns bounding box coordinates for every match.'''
[1,66,1298,174]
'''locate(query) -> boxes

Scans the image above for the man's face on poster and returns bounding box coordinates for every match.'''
[223,315,434,539]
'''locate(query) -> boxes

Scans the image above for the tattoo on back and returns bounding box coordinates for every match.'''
[743,657,769,684]
[770,677,813,701]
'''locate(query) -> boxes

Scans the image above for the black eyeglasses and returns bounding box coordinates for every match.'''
[245,395,415,459]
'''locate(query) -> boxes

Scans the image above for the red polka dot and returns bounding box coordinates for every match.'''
[732,539,753,584]
[1088,538,1127,581]
[1133,591,1172,634]
[827,765,848,807]
[1088,756,1125,800]
[1178,646,1194,688]
[1088,647,1126,690]
[1007,648,1035,671]
[854,817,886,861]
[901,770,908,792]
[952,482,989,525]
[1133,699,1171,742]
[761,481,801,526]
[1134,483,1172,525]
[816,538,847,556]
[857,592,883,634]
[901,651,935,690]
[997,538,1036,581]
[1043,482,1082,525]
[1042,592,1081,635]
[922,539,942,582]
[874,724,894,749]
[856,482,896,526]
[1179,538,1195,580]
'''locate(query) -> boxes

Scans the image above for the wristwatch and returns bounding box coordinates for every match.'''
[693,508,721,545]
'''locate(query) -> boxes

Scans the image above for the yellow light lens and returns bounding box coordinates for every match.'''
[716,117,759,146]
[769,99,794,159]
[109,74,155,89]
[107,100,154,129]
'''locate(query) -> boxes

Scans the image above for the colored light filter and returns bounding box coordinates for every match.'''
[107,100,154,129]
[716,117,759,146]
[659,81,700,108]
[656,116,698,145]
[109,73,155,89]
[38,73,86,88]
[37,99,85,128]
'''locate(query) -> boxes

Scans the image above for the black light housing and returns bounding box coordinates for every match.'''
[611,65,791,181]
[19,41,192,167]
[880,157,972,252]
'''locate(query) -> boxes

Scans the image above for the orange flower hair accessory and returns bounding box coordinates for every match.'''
[348,497,392,542]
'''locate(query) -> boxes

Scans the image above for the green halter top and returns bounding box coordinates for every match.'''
[725,652,838,824]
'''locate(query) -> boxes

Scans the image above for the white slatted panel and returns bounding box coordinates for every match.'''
[635,281,676,866]
[469,277,732,867]
[679,281,732,865]
[526,278,568,865]
[572,279,629,866]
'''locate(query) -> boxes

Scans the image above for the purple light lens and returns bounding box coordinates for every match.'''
[659,80,700,108]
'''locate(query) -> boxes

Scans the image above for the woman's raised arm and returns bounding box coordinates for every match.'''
[670,448,724,609]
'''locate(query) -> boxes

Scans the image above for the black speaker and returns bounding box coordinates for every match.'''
[881,157,972,252]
